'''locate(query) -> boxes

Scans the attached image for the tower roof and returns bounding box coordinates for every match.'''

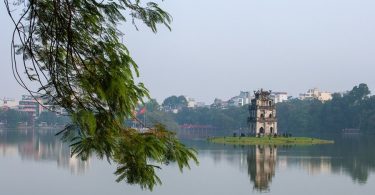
[254,89,272,99]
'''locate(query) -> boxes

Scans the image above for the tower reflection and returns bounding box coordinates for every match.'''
[247,145,277,192]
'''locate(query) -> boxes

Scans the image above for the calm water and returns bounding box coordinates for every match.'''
[1,129,375,195]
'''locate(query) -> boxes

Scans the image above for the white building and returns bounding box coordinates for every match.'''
[229,91,253,107]
[271,92,288,104]
[299,88,332,102]
[0,98,18,109]
[195,102,207,108]
[186,97,196,108]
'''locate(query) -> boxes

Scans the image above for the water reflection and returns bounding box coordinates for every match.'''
[0,129,89,174]
[195,134,375,192]
[1,130,375,194]
[247,145,277,192]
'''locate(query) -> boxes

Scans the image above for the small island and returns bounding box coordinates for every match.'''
[208,89,334,145]
[208,136,334,145]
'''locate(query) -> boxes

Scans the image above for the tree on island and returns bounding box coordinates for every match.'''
[4,0,196,190]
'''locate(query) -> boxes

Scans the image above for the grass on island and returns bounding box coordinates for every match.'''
[208,136,334,145]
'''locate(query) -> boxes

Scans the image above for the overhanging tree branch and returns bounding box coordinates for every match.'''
[5,0,196,190]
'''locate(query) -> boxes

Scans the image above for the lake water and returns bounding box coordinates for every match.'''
[0,129,374,195]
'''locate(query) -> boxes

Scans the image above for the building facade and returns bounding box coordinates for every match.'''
[186,97,196,108]
[0,98,18,109]
[228,91,253,107]
[299,88,332,102]
[18,95,44,118]
[248,89,278,135]
[271,92,288,104]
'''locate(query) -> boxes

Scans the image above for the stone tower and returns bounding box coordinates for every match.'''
[248,89,277,135]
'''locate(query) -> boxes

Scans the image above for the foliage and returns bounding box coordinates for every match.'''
[5,0,197,190]
[144,98,160,113]
[0,109,30,128]
[162,95,188,110]
[134,99,179,132]
[277,83,375,134]
[153,84,375,136]
[174,106,249,131]
[145,111,179,132]
[36,111,71,125]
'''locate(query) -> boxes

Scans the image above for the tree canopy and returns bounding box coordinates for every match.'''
[5,0,196,190]
[162,95,188,110]
[277,83,375,134]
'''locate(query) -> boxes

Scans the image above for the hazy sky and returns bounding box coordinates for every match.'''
[1,0,375,103]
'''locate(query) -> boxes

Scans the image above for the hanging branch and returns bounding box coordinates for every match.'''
[4,0,197,190]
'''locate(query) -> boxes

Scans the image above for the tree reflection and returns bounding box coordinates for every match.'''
[204,134,375,192]
[0,129,89,174]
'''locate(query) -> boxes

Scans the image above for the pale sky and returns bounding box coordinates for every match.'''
[1,0,375,104]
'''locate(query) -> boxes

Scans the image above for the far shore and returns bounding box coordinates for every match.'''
[208,136,334,145]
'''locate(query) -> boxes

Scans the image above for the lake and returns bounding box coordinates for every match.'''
[0,129,374,195]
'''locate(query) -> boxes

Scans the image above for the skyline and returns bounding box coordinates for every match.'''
[1,0,375,103]
[0,85,361,105]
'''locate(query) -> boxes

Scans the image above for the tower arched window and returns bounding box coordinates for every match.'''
[259,127,264,134]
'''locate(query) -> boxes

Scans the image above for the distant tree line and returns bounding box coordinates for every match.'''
[0,109,70,128]
[131,98,249,133]
[162,95,188,111]
[277,83,375,134]
[144,83,375,135]
[36,112,71,126]
[4,84,375,135]
[173,106,249,131]
[0,109,30,128]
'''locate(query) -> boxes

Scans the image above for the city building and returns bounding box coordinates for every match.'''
[228,91,253,107]
[248,89,278,135]
[299,88,332,102]
[211,98,228,109]
[18,95,44,118]
[186,97,196,108]
[195,101,207,108]
[0,98,18,109]
[270,92,288,104]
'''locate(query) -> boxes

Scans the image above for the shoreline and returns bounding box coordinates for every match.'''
[208,136,334,145]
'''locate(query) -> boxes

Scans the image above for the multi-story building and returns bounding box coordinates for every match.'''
[299,88,332,102]
[318,92,333,102]
[195,102,207,108]
[211,98,228,109]
[271,92,288,104]
[186,97,196,108]
[228,91,253,107]
[0,98,18,109]
[248,89,278,135]
[18,95,44,118]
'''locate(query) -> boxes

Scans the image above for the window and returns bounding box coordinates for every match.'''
[259,127,264,134]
